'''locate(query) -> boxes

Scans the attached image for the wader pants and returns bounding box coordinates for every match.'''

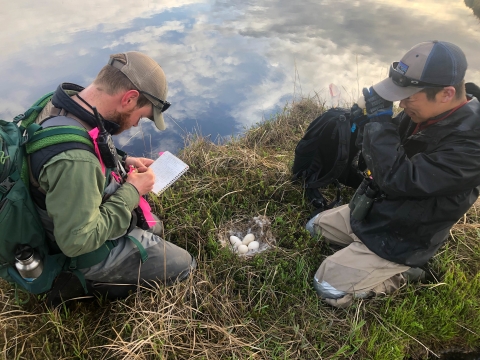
[78,218,195,286]
[38,206,195,301]
[309,205,410,308]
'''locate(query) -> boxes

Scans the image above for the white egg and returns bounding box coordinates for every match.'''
[248,241,259,250]
[237,244,249,254]
[242,233,255,245]
[230,236,242,245]
[232,240,241,249]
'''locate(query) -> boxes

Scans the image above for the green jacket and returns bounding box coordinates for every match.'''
[38,149,139,257]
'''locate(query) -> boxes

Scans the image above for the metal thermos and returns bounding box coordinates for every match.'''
[14,245,43,282]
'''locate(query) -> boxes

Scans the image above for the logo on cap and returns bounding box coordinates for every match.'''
[396,61,409,75]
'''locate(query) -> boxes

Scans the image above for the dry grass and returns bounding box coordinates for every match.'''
[1,98,480,359]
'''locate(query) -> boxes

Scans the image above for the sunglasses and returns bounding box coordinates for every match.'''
[389,62,446,88]
[138,90,171,112]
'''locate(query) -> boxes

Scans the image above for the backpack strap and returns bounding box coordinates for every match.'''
[66,236,147,295]
[70,237,148,273]
[28,141,96,209]
[466,82,480,100]
[27,118,96,209]
[26,125,93,155]
[127,236,149,263]
[306,179,343,216]
[69,239,118,270]
[14,92,55,127]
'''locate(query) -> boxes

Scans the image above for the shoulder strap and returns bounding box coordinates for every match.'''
[28,116,96,209]
[14,92,55,127]
[466,82,480,100]
[26,125,92,155]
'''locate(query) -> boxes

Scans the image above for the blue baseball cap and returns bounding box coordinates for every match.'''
[373,41,468,101]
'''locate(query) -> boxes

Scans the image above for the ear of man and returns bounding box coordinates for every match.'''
[438,86,456,104]
[120,89,141,110]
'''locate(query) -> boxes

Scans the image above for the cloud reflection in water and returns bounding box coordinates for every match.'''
[0,0,479,156]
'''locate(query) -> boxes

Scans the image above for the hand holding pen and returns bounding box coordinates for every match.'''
[125,157,156,196]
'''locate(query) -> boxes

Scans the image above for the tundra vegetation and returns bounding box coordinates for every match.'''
[1,98,479,359]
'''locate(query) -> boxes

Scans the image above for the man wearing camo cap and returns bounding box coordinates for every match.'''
[30,52,195,304]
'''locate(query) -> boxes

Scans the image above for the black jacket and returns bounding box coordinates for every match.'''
[351,97,480,267]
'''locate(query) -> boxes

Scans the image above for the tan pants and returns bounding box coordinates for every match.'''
[312,205,410,308]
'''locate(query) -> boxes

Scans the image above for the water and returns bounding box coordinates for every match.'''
[1,0,480,157]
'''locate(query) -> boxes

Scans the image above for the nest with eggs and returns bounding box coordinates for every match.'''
[217,215,277,258]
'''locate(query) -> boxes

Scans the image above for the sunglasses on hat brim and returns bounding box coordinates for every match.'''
[389,62,447,88]
[138,90,171,112]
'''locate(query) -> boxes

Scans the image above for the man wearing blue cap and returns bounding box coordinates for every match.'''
[307,41,480,307]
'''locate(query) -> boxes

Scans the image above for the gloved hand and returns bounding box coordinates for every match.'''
[350,103,363,121]
[350,103,368,129]
[362,87,393,119]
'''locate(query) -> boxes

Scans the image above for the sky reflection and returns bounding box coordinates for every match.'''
[1,0,479,156]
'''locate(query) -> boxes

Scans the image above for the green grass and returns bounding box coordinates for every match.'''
[1,98,479,359]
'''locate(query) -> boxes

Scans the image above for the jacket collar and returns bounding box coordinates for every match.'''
[405,97,480,144]
[51,83,120,135]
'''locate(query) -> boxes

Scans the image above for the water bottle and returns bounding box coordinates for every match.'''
[349,178,370,211]
[351,186,377,221]
[14,245,43,282]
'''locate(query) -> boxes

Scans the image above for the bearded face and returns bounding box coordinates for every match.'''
[106,109,134,135]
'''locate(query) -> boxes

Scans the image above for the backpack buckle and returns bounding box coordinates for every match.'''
[21,129,29,145]
[0,178,15,194]
[13,113,25,124]
[68,257,77,270]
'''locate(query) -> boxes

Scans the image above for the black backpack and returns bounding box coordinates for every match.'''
[292,107,366,213]
[466,82,480,100]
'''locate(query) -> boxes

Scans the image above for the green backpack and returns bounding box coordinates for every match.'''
[0,93,95,294]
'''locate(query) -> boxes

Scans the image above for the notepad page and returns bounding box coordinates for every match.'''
[149,151,189,194]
